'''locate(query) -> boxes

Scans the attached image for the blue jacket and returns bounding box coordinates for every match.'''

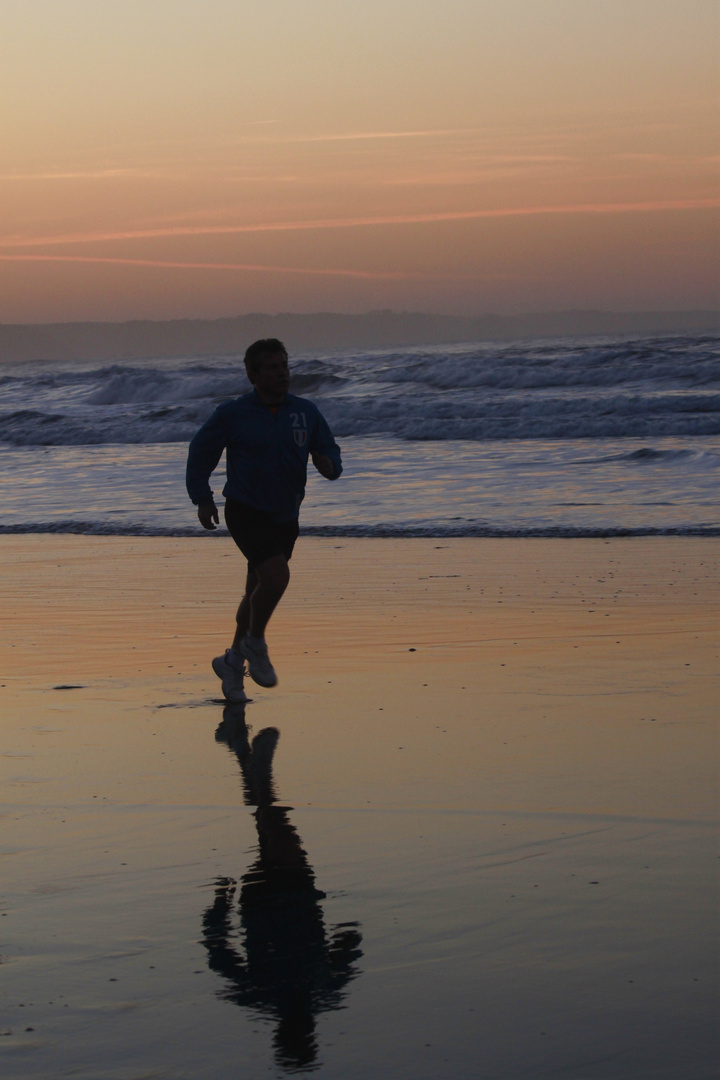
[186,390,342,522]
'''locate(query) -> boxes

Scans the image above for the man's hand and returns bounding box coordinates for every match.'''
[198,502,219,530]
[311,451,335,479]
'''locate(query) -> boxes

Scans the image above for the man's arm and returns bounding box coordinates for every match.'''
[309,409,342,480]
[186,406,229,526]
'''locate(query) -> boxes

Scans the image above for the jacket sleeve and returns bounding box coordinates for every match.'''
[310,408,343,480]
[186,405,229,505]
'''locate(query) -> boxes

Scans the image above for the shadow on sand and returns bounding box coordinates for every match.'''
[201,705,363,1073]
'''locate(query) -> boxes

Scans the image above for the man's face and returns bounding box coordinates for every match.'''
[250,351,290,404]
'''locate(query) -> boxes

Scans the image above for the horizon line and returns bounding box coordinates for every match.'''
[2,307,718,330]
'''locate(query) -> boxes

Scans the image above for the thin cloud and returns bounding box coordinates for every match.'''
[1,198,717,250]
[0,168,166,182]
[0,253,515,282]
[0,254,403,279]
[279,128,479,143]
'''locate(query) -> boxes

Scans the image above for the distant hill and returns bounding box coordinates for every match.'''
[0,309,718,362]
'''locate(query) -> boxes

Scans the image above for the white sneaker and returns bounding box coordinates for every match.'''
[239,636,278,688]
[212,651,248,703]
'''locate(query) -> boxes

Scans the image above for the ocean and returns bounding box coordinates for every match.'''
[1,332,718,538]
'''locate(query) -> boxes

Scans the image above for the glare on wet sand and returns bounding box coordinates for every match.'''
[0,537,717,1079]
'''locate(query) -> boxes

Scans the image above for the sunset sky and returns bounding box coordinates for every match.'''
[1,0,717,322]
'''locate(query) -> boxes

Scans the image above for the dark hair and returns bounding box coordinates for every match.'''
[244,338,288,376]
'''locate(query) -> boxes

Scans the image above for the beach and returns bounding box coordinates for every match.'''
[3,0,718,1072]
[1,534,717,1079]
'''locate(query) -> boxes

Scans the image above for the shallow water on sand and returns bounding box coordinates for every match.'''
[2,434,720,537]
[2,679,716,1079]
[1,537,718,1078]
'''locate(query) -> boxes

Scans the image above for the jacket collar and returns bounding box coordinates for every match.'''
[250,388,290,409]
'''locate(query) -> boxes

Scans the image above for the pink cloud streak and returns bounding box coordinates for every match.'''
[1,198,717,250]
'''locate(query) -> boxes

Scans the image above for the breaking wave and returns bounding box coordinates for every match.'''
[0,332,717,447]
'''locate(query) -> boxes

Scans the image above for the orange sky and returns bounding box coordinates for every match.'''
[1,0,717,321]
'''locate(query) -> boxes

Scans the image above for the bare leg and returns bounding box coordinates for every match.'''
[232,554,290,648]
[232,568,257,647]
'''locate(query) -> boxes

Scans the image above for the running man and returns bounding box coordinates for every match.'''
[186,339,342,701]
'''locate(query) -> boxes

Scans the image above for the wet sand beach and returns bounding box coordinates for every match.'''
[1,536,717,1079]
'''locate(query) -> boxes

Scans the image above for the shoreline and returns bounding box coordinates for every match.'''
[2,524,719,538]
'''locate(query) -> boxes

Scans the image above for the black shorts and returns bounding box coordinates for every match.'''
[224,499,299,573]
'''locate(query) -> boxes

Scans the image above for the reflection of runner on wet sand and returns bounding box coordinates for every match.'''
[201,706,363,1073]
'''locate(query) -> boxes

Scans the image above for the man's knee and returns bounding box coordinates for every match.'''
[256,554,290,593]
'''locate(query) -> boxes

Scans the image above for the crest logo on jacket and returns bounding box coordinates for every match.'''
[293,428,308,447]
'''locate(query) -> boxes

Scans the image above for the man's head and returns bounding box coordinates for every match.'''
[244,338,290,405]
